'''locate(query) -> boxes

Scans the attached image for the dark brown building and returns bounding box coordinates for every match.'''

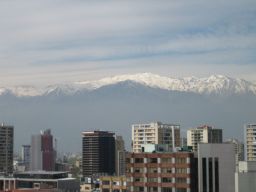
[82,131,115,177]
[126,151,198,192]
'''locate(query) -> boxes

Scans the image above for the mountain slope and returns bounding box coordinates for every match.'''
[1,73,256,97]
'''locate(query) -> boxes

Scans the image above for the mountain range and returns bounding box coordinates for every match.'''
[0,73,255,153]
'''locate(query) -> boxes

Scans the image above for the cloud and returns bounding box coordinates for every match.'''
[0,0,255,85]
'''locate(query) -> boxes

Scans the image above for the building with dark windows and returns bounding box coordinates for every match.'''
[126,144,198,192]
[82,131,115,177]
[21,145,31,171]
[198,143,235,192]
[0,123,14,175]
[30,129,56,171]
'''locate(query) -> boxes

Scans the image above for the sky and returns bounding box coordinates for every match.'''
[0,0,256,86]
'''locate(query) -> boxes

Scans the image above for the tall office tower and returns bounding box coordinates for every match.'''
[187,125,223,152]
[225,139,244,166]
[132,122,180,153]
[115,135,126,176]
[244,124,256,161]
[82,131,115,177]
[198,143,235,192]
[21,145,31,171]
[31,129,56,171]
[0,123,14,175]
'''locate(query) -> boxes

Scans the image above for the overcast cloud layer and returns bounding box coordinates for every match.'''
[0,0,256,86]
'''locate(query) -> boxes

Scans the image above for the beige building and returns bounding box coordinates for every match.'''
[225,138,244,166]
[187,125,222,152]
[244,124,256,161]
[115,136,126,176]
[132,122,180,153]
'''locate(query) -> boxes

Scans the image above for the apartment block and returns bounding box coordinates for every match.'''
[126,150,197,192]
[244,124,256,161]
[187,125,222,152]
[132,122,180,153]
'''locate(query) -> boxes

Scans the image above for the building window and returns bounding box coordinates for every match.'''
[161,158,172,163]
[148,177,158,182]
[215,157,219,192]
[176,178,186,183]
[161,188,172,192]
[202,157,207,192]
[149,158,157,163]
[162,178,172,183]
[176,168,187,174]
[135,158,143,163]
[161,168,172,173]
[148,168,158,173]
[176,188,186,192]
[176,158,186,164]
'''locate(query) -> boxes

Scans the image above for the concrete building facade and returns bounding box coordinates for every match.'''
[197,143,235,192]
[244,124,256,161]
[0,123,14,175]
[132,122,180,153]
[82,131,115,177]
[235,161,256,192]
[187,125,222,152]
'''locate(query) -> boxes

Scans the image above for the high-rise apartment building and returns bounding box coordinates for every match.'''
[30,129,56,171]
[21,145,31,171]
[244,124,256,161]
[0,123,14,175]
[225,139,244,166]
[187,125,222,152]
[82,131,115,177]
[115,135,126,176]
[132,122,180,153]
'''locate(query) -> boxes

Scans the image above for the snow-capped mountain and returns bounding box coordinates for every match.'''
[75,73,256,95]
[1,73,256,97]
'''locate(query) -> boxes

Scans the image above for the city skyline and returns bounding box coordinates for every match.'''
[0,0,255,86]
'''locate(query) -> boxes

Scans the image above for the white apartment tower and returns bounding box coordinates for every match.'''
[244,124,256,161]
[187,125,223,152]
[132,122,180,153]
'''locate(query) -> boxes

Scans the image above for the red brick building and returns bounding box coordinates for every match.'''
[126,152,197,192]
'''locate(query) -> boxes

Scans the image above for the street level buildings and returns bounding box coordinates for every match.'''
[82,131,115,177]
[0,123,14,175]
[132,122,180,153]
[244,124,256,161]
[187,125,222,152]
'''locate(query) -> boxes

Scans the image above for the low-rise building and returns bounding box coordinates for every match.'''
[0,171,80,192]
[99,176,127,192]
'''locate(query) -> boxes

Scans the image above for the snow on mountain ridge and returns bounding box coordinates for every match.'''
[0,73,256,97]
[76,73,256,95]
